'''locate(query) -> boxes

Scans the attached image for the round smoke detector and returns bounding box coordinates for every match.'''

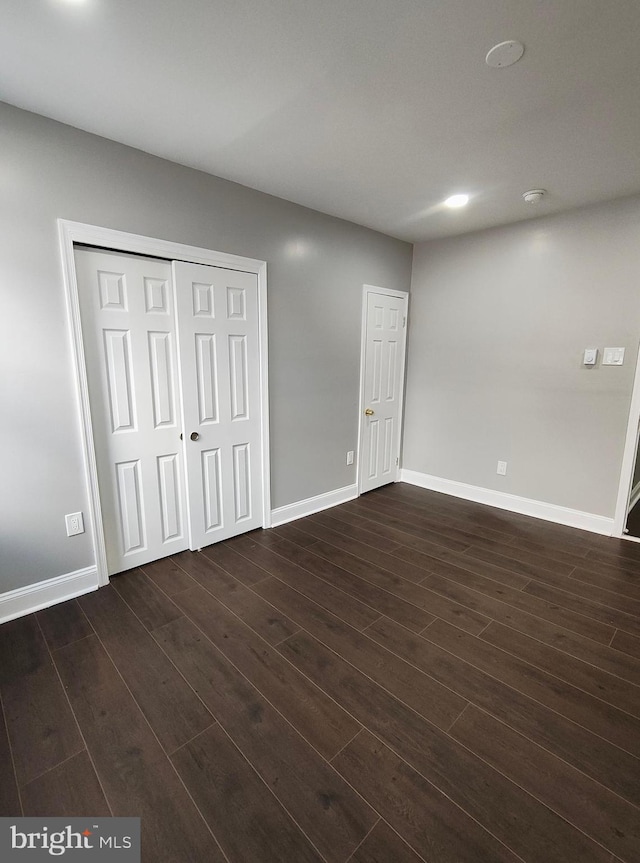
[522,189,546,204]
[485,40,525,68]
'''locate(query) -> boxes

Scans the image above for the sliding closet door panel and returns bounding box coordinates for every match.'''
[174,261,262,548]
[75,248,188,574]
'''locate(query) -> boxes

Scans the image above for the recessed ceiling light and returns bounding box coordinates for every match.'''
[486,40,525,68]
[444,194,469,209]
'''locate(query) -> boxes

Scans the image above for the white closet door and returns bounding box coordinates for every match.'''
[360,290,408,493]
[75,248,188,574]
[173,261,263,549]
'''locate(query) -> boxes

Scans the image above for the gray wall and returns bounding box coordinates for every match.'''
[0,102,412,593]
[403,194,640,517]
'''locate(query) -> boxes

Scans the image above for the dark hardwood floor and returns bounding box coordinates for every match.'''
[1,483,639,862]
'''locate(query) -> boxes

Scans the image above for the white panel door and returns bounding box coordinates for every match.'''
[75,248,188,574]
[359,289,408,494]
[173,261,263,548]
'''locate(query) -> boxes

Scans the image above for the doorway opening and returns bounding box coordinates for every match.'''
[613,343,640,541]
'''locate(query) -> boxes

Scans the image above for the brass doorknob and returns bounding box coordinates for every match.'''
[365,408,374,416]
[190,432,199,441]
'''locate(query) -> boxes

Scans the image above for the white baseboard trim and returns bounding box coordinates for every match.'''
[399,469,614,536]
[0,566,99,625]
[271,483,359,527]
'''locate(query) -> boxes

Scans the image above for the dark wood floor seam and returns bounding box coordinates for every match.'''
[143,571,374,787]
[335,721,540,863]
[239,581,468,733]
[329,729,366,765]
[35,615,114,818]
[342,818,382,863]
[0,688,23,816]
[210,540,640,767]
[355,616,640,813]
[347,671,638,863]
[419,569,617,648]
[475,633,640,723]
[357,615,640,823]
[474,620,493,638]
[14,749,94,791]
[446,706,640,861]
[236,539,425,632]
[172,719,334,863]
[159,750,235,863]
[73,591,218,758]
[166,722,219,758]
[445,701,472,733]
[272,626,304,646]
[140,564,369,766]
[416,625,640,763]
[482,621,640,697]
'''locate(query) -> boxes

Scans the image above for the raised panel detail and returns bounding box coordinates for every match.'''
[104,329,136,432]
[368,420,379,479]
[98,271,127,311]
[370,339,382,403]
[385,340,398,401]
[157,454,182,542]
[144,278,169,314]
[383,417,394,474]
[195,334,218,424]
[116,460,145,554]
[148,332,175,428]
[388,308,399,331]
[226,286,246,320]
[232,443,251,521]
[373,304,384,329]
[192,282,214,317]
[202,449,222,531]
[229,335,248,420]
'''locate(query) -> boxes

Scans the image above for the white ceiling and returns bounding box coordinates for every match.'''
[2,0,640,242]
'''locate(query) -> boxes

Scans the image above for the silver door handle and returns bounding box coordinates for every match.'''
[190,432,199,441]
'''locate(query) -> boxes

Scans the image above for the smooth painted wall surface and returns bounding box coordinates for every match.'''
[0,102,412,592]
[403,195,640,517]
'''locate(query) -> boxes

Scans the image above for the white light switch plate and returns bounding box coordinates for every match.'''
[583,348,598,365]
[603,347,625,366]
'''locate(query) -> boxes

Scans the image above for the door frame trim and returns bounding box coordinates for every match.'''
[356,284,409,495]
[613,342,640,537]
[58,219,271,587]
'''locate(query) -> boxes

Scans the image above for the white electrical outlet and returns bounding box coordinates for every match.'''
[346,450,354,465]
[65,512,85,537]
[497,461,507,476]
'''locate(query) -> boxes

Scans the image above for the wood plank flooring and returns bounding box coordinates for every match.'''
[1,483,639,863]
